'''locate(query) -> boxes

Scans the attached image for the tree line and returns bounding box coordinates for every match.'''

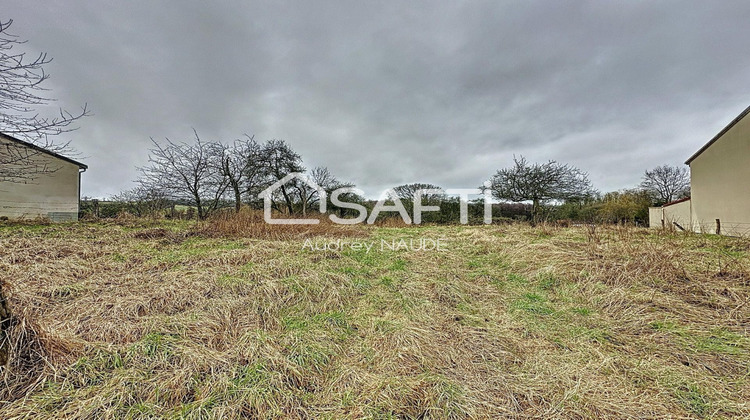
[484,157,690,224]
[113,131,359,220]
[100,131,690,226]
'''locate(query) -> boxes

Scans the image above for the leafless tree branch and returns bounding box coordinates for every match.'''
[640,165,690,205]
[0,19,89,182]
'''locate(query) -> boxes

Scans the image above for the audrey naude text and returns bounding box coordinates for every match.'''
[301,238,447,253]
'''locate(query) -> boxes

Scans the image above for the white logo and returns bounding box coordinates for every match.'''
[259,173,493,225]
[257,173,327,224]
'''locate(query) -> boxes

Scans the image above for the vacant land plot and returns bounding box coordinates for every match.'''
[0,220,748,418]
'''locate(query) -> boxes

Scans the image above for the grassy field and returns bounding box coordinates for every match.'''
[0,218,749,418]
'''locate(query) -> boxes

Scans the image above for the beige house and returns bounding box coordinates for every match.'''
[0,133,87,221]
[650,105,750,236]
[685,105,750,236]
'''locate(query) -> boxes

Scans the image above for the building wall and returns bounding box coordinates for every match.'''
[648,207,663,229]
[663,199,691,230]
[689,113,750,236]
[0,138,81,221]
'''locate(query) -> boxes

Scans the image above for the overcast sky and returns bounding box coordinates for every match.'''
[6,1,750,198]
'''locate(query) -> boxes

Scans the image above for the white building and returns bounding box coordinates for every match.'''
[0,133,87,221]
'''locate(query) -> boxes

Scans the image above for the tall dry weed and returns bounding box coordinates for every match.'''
[194,208,367,239]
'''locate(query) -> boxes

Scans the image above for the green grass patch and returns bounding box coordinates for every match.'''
[511,293,554,316]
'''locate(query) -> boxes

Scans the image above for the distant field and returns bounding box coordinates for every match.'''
[0,220,748,418]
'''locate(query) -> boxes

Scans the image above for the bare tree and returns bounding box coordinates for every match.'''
[259,139,305,214]
[0,19,88,181]
[217,135,263,213]
[0,19,90,368]
[138,131,229,220]
[640,165,690,205]
[294,166,353,216]
[488,156,596,223]
[111,185,172,218]
[392,183,445,203]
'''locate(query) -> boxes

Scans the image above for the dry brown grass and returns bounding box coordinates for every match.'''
[0,221,748,418]
[196,209,368,239]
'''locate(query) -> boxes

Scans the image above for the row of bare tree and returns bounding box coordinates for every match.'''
[124,132,355,220]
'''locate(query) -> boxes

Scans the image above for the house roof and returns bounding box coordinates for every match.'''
[0,132,88,170]
[685,105,750,165]
[662,197,690,208]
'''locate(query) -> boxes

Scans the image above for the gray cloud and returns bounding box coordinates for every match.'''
[5,0,750,197]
